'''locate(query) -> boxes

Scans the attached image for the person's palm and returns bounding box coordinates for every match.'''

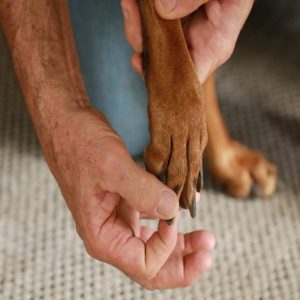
[91,196,213,289]
[122,0,253,82]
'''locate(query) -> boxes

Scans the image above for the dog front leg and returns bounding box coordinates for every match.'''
[138,0,207,217]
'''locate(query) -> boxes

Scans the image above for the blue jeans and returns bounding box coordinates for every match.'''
[68,0,149,157]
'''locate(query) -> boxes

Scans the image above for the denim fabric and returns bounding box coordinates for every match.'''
[68,0,149,156]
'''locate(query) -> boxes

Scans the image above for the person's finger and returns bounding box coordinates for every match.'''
[182,230,216,255]
[80,192,120,237]
[154,0,209,19]
[142,217,178,278]
[139,213,155,219]
[100,143,179,220]
[114,157,179,220]
[139,229,216,252]
[129,231,214,289]
[182,250,212,286]
[117,199,140,236]
[141,229,215,254]
[153,249,212,289]
[121,0,143,52]
[104,215,178,282]
[140,226,155,242]
[130,53,144,76]
[80,192,120,255]
[219,0,254,32]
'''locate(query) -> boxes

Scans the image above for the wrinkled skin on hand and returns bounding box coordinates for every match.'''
[0,0,216,290]
[39,106,215,290]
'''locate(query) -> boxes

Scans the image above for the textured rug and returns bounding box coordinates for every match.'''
[1,14,300,300]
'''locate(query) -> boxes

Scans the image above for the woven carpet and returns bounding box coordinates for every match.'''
[1,15,300,300]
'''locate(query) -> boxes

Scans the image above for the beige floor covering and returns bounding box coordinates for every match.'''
[0,26,300,300]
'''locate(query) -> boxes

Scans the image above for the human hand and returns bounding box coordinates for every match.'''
[0,0,215,289]
[121,0,254,83]
[38,105,215,289]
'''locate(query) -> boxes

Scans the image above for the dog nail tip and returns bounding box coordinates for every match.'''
[250,185,260,198]
[196,185,202,193]
[189,199,197,218]
[157,173,166,184]
[173,185,181,195]
[196,170,204,193]
[166,218,174,225]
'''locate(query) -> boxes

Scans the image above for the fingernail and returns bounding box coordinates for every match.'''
[158,191,178,218]
[121,3,129,19]
[158,0,177,13]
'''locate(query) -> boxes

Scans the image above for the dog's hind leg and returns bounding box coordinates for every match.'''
[138,0,207,217]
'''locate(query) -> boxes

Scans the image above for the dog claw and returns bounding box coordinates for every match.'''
[189,199,197,218]
[250,184,260,198]
[196,169,204,193]
[166,218,174,225]
[173,185,181,195]
[156,173,166,184]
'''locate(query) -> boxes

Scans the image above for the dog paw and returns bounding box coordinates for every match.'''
[209,142,277,198]
[144,86,207,217]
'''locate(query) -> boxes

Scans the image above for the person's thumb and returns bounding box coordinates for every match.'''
[116,159,179,220]
[154,0,208,19]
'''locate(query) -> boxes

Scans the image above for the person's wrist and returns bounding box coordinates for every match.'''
[28,82,103,155]
[25,85,93,160]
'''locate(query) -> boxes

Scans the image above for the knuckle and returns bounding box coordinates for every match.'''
[100,146,126,176]
[100,151,115,172]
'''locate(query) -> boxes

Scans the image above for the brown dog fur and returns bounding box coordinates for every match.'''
[139,0,277,217]
[139,0,207,216]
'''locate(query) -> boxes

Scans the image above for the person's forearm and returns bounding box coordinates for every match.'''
[0,0,90,129]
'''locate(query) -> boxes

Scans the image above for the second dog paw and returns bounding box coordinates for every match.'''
[209,142,277,198]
